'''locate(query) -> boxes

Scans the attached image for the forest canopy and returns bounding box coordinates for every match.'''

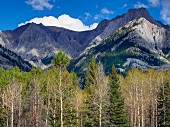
[0,51,170,127]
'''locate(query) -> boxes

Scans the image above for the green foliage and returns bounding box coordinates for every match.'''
[84,57,99,127]
[109,66,130,127]
[1,49,170,127]
[85,56,98,91]
[158,82,170,127]
[52,50,70,68]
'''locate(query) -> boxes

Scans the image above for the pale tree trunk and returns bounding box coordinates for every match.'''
[99,102,102,127]
[141,86,144,127]
[53,93,56,125]
[76,97,79,127]
[18,96,21,127]
[7,116,9,127]
[149,74,154,127]
[37,91,40,127]
[45,92,50,127]
[34,79,37,127]
[75,88,82,127]
[134,101,137,127]
[155,97,158,127]
[152,103,155,127]
[4,79,21,127]
[59,67,63,127]
[99,84,102,127]
[11,101,14,127]
[134,83,137,127]
[137,92,140,127]
[141,89,145,127]
[163,83,165,125]
[18,85,22,127]
[32,78,41,127]
[161,75,166,126]
[96,63,108,127]
[81,113,83,127]
[130,93,133,126]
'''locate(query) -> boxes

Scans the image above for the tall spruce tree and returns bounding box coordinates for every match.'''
[84,56,99,127]
[158,81,170,127]
[109,66,129,127]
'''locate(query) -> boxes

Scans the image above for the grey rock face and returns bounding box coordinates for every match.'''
[91,8,161,44]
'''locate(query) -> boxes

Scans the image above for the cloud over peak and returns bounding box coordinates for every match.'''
[101,8,114,14]
[147,0,160,7]
[161,0,170,25]
[18,15,98,31]
[26,0,54,10]
[134,1,149,9]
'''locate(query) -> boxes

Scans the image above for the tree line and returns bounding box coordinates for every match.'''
[0,51,169,127]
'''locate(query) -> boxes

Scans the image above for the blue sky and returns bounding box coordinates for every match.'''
[0,0,170,31]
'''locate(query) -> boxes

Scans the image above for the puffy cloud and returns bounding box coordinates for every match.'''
[134,1,149,9]
[101,8,114,14]
[161,0,170,25]
[18,15,98,31]
[25,0,54,10]
[147,0,160,7]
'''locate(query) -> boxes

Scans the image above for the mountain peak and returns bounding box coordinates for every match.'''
[128,7,148,13]
[127,7,159,26]
[95,19,109,31]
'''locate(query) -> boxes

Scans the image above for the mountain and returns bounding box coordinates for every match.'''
[0,7,170,72]
[1,20,108,69]
[68,17,170,76]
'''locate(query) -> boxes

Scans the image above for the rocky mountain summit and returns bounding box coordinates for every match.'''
[69,17,170,76]
[0,7,170,71]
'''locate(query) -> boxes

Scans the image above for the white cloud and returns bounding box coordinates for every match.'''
[25,0,54,10]
[134,1,149,9]
[122,4,128,8]
[101,8,114,14]
[18,15,98,31]
[147,0,160,7]
[161,0,170,25]
[84,13,92,20]
[85,13,91,17]
[94,14,100,20]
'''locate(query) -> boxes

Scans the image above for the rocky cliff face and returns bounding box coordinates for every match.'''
[69,17,170,76]
[88,8,161,47]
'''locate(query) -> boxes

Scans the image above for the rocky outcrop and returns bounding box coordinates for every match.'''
[90,8,161,44]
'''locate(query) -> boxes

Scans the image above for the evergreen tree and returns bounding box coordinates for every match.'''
[85,56,98,90]
[109,66,129,127]
[84,56,99,127]
[158,82,170,127]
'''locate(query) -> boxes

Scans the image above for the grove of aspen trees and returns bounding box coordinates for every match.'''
[0,51,170,127]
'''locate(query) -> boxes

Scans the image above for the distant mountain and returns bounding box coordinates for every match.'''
[0,7,170,72]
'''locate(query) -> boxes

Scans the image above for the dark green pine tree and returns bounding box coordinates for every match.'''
[84,56,99,127]
[85,56,98,91]
[158,82,170,127]
[109,66,130,127]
